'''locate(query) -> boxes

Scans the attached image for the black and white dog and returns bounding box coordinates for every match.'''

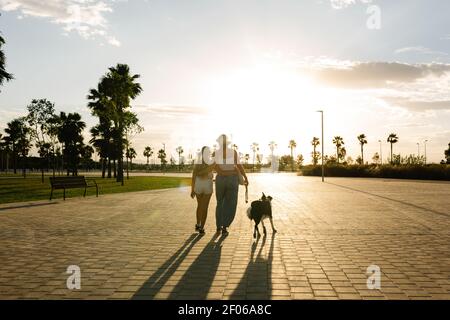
[247,193,277,238]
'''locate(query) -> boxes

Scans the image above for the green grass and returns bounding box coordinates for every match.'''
[0,175,191,204]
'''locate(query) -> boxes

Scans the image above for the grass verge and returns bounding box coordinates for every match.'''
[0,175,191,204]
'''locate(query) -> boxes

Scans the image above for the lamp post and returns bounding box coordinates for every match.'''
[424,140,428,165]
[417,142,420,157]
[378,140,382,165]
[317,110,324,182]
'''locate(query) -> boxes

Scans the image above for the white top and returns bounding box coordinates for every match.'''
[214,147,240,172]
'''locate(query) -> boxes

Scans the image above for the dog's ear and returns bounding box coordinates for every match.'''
[262,192,266,200]
[268,196,273,201]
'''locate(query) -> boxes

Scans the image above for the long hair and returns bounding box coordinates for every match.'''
[194,146,210,177]
[200,146,209,165]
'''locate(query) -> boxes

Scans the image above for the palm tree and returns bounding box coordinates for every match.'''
[251,143,259,172]
[143,146,153,170]
[311,137,320,166]
[89,64,142,185]
[57,112,86,176]
[126,147,137,177]
[0,32,13,89]
[387,133,399,164]
[176,146,184,170]
[332,136,344,164]
[288,140,297,171]
[90,122,111,178]
[357,134,368,165]
[296,154,304,168]
[88,83,115,179]
[445,143,450,164]
[158,149,167,171]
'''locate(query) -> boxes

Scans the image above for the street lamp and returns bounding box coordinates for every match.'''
[417,142,420,157]
[424,140,428,165]
[316,110,324,182]
[378,140,382,165]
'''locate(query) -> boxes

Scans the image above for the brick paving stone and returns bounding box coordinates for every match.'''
[0,175,449,300]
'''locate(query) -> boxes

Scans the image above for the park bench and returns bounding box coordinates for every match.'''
[49,176,99,200]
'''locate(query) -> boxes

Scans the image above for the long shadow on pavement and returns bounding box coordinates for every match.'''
[167,232,228,299]
[132,233,202,299]
[230,233,275,299]
[0,202,58,212]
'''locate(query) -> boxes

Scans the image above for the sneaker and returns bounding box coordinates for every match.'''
[198,227,205,235]
[222,227,229,235]
[195,224,200,232]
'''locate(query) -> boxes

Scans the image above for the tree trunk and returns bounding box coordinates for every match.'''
[390,144,393,164]
[113,159,117,178]
[13,147,17,174]
[107,158,112,178]
[312,146,315,166]
[361,145,364,165]
[126,156,129,180]
[61,153,65,176]
[102,158,107,178]
[291,149,294,172]
[52,154,56,178]
[41,158,45,183]
[336,147,339,164]
[6,152,9,174]
[22,155,26,178]
[117,156,124,185]
[117,125,124,186]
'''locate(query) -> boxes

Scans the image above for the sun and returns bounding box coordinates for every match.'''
[200,63,323,151]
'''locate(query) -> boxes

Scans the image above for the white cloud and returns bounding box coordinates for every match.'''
[330,0,372,9]
[395,46,448,56]
[301,61,450,88]
[382,97,450,112]
[0,0,120,46]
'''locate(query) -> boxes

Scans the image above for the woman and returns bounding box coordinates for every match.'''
[214,134,249,235]
[191,146,214,234]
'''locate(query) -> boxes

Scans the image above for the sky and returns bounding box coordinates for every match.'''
[0,0,449,164]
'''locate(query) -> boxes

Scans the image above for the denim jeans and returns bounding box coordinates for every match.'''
[215,175,239,228]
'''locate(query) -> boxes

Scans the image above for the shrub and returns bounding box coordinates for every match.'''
[300,164,450,181]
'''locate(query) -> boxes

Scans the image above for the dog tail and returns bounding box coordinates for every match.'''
[246,207,252,220]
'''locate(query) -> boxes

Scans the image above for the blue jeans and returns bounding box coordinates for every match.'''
[215,175,239,228]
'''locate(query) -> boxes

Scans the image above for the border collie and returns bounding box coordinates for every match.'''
[247,193,277,238]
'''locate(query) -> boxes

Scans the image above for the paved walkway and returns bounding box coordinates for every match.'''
[0,174,449,300]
